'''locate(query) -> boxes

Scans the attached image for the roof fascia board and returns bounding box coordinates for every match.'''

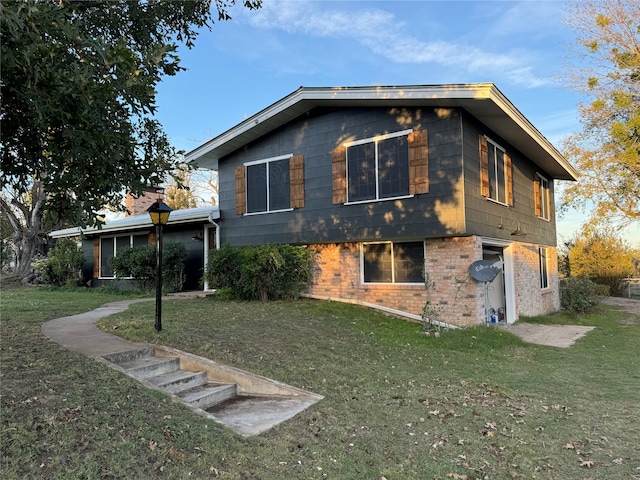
[49,207,220,239]
[185,84,578,181]
[486,86,579,180]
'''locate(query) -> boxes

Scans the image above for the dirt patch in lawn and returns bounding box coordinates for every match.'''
[600,296,640,324]
[502,323,595,348]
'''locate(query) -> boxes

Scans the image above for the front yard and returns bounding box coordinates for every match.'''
[1,287,639,479]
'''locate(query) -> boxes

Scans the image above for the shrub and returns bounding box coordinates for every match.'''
[32,238,85,287]
[590,276,626,297]
[109,242,186,293]
[560,276,608,314]
[205,244,314,301]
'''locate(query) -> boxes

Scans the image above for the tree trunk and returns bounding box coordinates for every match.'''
[0,182,47,282]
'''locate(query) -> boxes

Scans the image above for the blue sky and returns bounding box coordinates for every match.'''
[153,0,639,246]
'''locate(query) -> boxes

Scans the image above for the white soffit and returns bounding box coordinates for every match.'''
[185,84,578,181]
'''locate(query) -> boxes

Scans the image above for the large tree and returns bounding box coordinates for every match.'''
[560,0,640,230]
[0,0,261,279]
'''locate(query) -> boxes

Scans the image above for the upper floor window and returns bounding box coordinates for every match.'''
[479,135,513,205]
[235,155,304,215]
[332,130,429,204]
[539,246,549,289]
[345,130,411,203]
[361,241,425,284]
[535,173,551,220]
[100,233,148,278]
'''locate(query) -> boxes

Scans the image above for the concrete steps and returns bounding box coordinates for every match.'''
[103,348,237,411]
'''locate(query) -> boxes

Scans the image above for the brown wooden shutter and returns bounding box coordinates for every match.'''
[408,130,429,194]
[332,146,347,204]
[505,153,513,205]
[235,166,246,215]
[533,173,541,217]
[290,155,304,209]
[479,135,489,197]
[93,238,100,278]
[148,231,156,244]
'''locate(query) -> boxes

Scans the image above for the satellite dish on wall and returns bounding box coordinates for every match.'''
[469,259,501,282]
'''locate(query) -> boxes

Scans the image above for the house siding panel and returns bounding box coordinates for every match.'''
[462,113,557,247]
[218,107,465,247]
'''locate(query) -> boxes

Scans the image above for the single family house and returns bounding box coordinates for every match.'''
[51,83,577,327]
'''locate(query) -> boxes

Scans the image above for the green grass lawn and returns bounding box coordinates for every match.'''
[2,287,639,479]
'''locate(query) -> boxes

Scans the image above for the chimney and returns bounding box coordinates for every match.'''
[125,187,165,217]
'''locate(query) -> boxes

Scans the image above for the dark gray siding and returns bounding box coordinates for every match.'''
[462,112,557,246]
[218,107,465,246]
[82,225,208,291]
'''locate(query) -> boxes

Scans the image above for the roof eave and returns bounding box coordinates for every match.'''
[185,84,578,181]
[49,207,220,239]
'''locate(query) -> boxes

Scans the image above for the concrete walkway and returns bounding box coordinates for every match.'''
[41,295,324,436]
[41,298,154,357]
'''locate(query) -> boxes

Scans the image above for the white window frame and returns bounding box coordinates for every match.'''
[345,129,414,205]
[539,246,550,290]
[486,136,509,205]
[99,233,147,279]
[537,173,551,221]
[360,240,425,285]
[244,154,294,215]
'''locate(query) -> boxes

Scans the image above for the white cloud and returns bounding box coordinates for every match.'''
[246,0,549,88]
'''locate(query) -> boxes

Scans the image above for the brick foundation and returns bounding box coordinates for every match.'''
[305,236,561,327]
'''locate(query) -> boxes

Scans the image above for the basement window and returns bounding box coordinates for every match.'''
[361,241,425,284]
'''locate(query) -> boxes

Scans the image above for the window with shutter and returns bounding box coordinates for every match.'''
[238,155,297,215]
[480,135,512,206]
[334,129,418,205]
[535,173,550,220]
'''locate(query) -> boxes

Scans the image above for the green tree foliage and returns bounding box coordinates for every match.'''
[31,237,84,287]
[567,228,638,295]
[109,241,187,293]
[561,0,640,230]
[205,244,314,301]
[0,0,261,279]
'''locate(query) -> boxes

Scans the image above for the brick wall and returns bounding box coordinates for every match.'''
[305,237,562,327]
[306,237,484,327]
[513,243,560,317]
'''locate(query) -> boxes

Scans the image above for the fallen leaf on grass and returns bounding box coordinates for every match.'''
[579,459,594,468]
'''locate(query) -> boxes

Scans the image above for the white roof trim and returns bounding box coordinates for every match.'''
[49,206,220,238]
[185,84,578,181]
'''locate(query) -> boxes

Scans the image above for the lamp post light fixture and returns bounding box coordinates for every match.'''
[147,199,173,332]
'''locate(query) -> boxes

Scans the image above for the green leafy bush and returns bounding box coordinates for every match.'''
[560,276,609,314]
[590,276,626,297]
[109,242,186,293]
[32,238,85,287]
[205,244,314,301]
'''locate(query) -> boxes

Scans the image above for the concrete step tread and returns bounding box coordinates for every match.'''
[118,356,180,379]
[146,370,208,393]
[179,383,237,409]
